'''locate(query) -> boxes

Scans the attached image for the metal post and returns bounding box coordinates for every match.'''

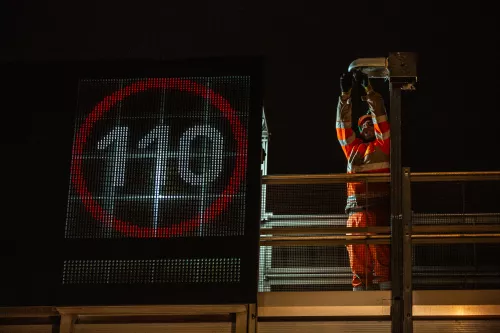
[248,303,257,333]
[390,82,404,333]
[59,314,76,333]
[235,307,248,333]
[259,108,272,292]
[261,108,269,219]
[402,167,413,333]
[387,51,417,333]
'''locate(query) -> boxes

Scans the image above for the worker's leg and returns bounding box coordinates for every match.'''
[347,211,374,290]
[369,207,391,289]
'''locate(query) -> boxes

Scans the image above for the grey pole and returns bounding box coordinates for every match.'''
[388,52,417,333]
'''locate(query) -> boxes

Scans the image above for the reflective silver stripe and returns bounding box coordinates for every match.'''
[336,121,352,129]
[374,115,388,124]
[347,196,357,206]
[375,131,390,140]
[339,133,356,146]
[339,96,351,104]
[348,193,389,201]
[347,162,389,173]
[347,193,389,208]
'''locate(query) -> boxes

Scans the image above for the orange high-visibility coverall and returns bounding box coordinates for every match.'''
[336,87,391,288]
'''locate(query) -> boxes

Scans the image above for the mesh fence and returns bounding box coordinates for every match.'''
[411,180,500,290]
[260,245,351,291]
[259,179,500,292]
[263,183,348,216]
[259,182,392,291]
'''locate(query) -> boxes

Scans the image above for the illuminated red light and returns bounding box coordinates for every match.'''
[70,78,247,238]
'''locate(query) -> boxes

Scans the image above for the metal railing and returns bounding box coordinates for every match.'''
[260,171,500,240]
[258,171,500,293]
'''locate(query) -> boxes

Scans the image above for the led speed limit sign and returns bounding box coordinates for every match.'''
[66,77,250,238]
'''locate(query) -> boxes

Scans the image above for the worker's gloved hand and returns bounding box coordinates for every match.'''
[354,70,370,90]
[340,72,353,93]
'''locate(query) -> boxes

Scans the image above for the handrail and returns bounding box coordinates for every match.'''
[259,221,500,246]
[412,225,500,233]
[259,235,391,246]
[411,171,500,182]
[262,173,389,184]
[259,233,500,246]
[261,171,500,184]
[260,225,500,235]
[260,226,391,234]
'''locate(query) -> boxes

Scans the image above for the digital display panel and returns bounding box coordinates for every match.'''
[66,77,250,238]
[1,59,262,306]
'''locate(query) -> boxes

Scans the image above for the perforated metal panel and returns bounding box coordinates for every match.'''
[260,245,351,292]
[264,184,348,216]
[411,181,500,290]
[261,184,349,292]
[54,59,263,306]
[260,182,390,292]
[67,77,250,239]
[63,258,241,284]
[413,243,500,289]
[259,178,500,292]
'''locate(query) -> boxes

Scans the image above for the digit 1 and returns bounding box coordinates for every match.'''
[97,126,129,187]
[138,125,169,232]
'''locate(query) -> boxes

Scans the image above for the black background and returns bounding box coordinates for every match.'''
[2,2,498,173]
[1,0,499,305]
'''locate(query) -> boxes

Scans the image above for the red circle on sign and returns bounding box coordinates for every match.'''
[70,78,247,237]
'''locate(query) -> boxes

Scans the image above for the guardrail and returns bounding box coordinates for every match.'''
[258,171,500,293]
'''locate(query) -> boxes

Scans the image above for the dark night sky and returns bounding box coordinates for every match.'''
[1,1,499,306]
[1,1,498,175]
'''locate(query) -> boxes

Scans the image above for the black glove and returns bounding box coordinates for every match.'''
[353,70,370,90]
[340,72,353,93]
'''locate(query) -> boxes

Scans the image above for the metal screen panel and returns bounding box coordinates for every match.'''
[66,77,249,239]
[413,243,500,290]
[259,181,391,292]
[260,245,351,292]
[59,65,262,305]
[0,59,263,307]
[261,183,349,292]
[411,180,500,290]
[63,258,241,285]
[264,184,348,216]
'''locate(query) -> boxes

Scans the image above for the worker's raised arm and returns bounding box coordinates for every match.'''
[356,72,390,155]
[336,72,361,159]
[365,87,390,154]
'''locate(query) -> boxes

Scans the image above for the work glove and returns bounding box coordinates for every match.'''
[353,70,371,91]
[340,72,353,94]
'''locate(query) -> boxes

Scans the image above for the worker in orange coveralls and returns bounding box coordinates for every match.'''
[336,71,391,291]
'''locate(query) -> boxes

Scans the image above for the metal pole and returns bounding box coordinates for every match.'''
[402,167,413,333]
[388,52,417,333]
[390,82,404,333]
